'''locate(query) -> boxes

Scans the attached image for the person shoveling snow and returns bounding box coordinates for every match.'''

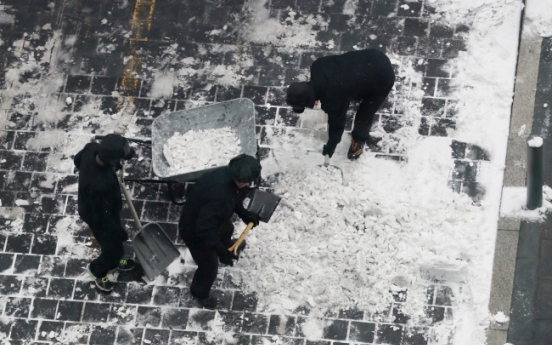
[286,49,395,160]
[178,154,262,309]
[74,134,138,292]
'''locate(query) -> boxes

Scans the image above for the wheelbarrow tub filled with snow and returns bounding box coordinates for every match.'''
[152,98,257,183]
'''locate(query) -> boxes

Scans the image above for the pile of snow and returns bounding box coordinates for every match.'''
[238,134,489,321]
[419,0,523,341]
[524,0,552,37]
[163,128,242,174]
[500,186,552,220]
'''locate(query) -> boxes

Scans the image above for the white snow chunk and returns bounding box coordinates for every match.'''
[164,128,241,175]
[301,317,324,339]
[491,311,509,324]
[15,199,30,206]
[0,10,15,24]
[517,124,526,137]
[66,97,73,105]
[528,136,543,147]
[150,71,177,99]
[101,19,108,24]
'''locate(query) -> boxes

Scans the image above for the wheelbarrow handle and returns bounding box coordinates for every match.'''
[228,222,254,256]
[94,135,152,145]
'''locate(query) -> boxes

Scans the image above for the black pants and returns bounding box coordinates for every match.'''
[351,91,392,143]
[88,225,125,278]
[182,221,234,299]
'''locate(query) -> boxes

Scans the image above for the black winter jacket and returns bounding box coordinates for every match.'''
[179,167,248,250]
[310,49,395,144]
[74,142,125,239]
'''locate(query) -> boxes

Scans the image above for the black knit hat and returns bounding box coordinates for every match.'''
[286,82,316,113]
[98,134,128,163]
[228,154,262,183]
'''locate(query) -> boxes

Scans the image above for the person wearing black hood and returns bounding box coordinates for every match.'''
[74,134,137,292]
[286,49,395,160]
[179,154,262,309]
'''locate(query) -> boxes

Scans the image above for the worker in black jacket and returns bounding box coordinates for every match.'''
[286,49,395,160]
[179,154,262,309]
[74,134,137,292]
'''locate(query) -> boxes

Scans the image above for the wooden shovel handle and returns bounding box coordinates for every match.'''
[228,222,254,256]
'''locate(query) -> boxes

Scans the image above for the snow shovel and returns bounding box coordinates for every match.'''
[306,150,345,185]
[228,189,281,256]
[117,167,180,281]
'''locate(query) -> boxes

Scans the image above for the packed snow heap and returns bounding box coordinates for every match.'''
[164,128,242,175]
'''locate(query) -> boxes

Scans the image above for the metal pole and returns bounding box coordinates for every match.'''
[527,136,544,210]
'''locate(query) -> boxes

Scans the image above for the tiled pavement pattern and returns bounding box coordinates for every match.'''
[0,0,489,344]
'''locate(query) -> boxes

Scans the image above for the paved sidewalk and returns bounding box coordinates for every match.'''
[0,0,492,344]
[495,34,552,345]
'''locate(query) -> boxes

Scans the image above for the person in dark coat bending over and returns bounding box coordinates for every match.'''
[74,134,137,292]
[179,154,262,309]
[286,49,395,160]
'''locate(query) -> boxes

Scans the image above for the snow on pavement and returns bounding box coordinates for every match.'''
[0,0,531,343]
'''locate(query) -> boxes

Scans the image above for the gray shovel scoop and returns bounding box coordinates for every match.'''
[117,168,180,281]
[306,150,345,185]
[228,189,281,255]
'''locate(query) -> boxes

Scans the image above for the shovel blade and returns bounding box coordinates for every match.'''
[246,189,281,223]
[133,223,180,281]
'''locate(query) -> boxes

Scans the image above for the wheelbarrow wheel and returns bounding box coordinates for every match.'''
[167,182,188,205]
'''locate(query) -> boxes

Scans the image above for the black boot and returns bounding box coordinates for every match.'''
[347,138,365,160]
[94,276,115,292]
[88,265,114,292]
[192,294,218,309]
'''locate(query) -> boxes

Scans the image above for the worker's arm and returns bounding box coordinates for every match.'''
[74,149,84,169]
[321,100,349,157]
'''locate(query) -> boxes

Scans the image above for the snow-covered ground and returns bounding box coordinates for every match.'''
[233,1,522,343]
[0,0,537,344]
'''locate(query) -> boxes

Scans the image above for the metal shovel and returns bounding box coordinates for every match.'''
[306,150,345,185]
[117,167,180,281]
[228,189,281,255]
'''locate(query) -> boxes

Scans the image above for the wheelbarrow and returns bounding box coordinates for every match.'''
[151,98,257,182]
[229,189,281,256]
[95,98,259,205]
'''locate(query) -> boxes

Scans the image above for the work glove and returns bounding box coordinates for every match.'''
[124,147,136,160]
[216,244,237,266]
[241,211,260,227]
[119,229,129,242]
[322,143,336,158]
